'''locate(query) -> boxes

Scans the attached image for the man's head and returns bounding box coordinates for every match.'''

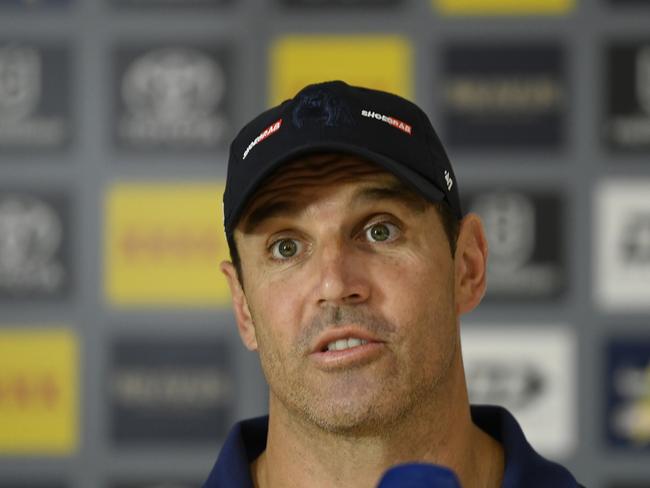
[219,81,488,435]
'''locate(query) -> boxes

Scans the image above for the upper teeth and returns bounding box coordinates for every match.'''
[326,338,369,351]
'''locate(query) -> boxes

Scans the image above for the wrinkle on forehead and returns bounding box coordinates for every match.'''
[239,154,399,228]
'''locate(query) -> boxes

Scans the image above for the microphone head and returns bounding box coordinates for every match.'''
[377,463,462,488]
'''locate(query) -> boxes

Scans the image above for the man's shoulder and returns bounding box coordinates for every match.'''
[471,405,583,488]
[202,416,268,488]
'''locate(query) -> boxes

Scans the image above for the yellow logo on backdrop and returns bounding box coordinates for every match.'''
[433,0,574,14]
[105,183,230,307]
[0,328,77,454]
[270,36,412,106]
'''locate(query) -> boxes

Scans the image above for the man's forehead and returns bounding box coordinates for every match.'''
[242,153,399,210]
[237,153,428,235]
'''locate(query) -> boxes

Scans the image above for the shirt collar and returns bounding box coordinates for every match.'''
[203,406,580,488]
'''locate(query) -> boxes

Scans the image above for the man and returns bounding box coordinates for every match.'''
[203,81,582,487]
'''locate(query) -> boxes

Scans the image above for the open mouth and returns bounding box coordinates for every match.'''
[310,327,386,369]
[322,337,370,352]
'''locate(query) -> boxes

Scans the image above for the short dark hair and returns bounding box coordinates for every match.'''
[226,201,460,287]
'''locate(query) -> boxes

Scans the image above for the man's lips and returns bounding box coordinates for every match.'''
[310,330,386,370]
[311,326,384,354]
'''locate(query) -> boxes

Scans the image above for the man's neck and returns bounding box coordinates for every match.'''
[252,383,504,488]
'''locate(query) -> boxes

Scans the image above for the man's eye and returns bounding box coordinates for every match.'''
[270,239,302,259]
[364,222,399,243]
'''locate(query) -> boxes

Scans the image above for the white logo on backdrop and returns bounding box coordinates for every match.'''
[0,45,41,121]
[471,191,561,297]
[0,195,64,293]
[622,213,650,264]
[466,360,545,410]
[596,180,650,311]
[0,43,67,147]
[475,191,535,270]
[462,326,576,458]
[120,47,227,147]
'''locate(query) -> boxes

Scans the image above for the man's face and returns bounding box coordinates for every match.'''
[227,154,461,435]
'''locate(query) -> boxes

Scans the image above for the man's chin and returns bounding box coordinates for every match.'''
[301,399,407,437]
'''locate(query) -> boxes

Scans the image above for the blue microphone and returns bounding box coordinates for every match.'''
[377,463,462,488]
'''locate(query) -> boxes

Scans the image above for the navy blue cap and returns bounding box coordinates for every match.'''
[224,80,462,235]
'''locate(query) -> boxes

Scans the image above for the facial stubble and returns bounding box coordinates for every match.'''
[250,303,459,438]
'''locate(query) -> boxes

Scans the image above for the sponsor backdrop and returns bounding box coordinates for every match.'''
[0,1,648,487]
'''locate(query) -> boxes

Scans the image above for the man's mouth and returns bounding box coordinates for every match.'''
[324,337,370,352]
[312,327,381,354]
[310,328,386,369]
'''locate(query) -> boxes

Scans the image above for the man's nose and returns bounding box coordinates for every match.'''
[315,239,370,307]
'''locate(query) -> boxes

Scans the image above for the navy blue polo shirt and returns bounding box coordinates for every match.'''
[203,405,583,487]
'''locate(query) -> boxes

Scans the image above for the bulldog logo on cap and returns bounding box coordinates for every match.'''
[292,88,354,129]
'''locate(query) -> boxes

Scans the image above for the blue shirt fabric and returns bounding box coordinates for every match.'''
[203,405,583,488]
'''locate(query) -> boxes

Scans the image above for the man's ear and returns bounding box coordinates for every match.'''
[454,213,489,316]
[220,261,258,351]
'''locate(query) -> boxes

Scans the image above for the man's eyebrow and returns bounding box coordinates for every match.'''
[353,182,428,213]
[240,182,428,234]
[241,200,301,234]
